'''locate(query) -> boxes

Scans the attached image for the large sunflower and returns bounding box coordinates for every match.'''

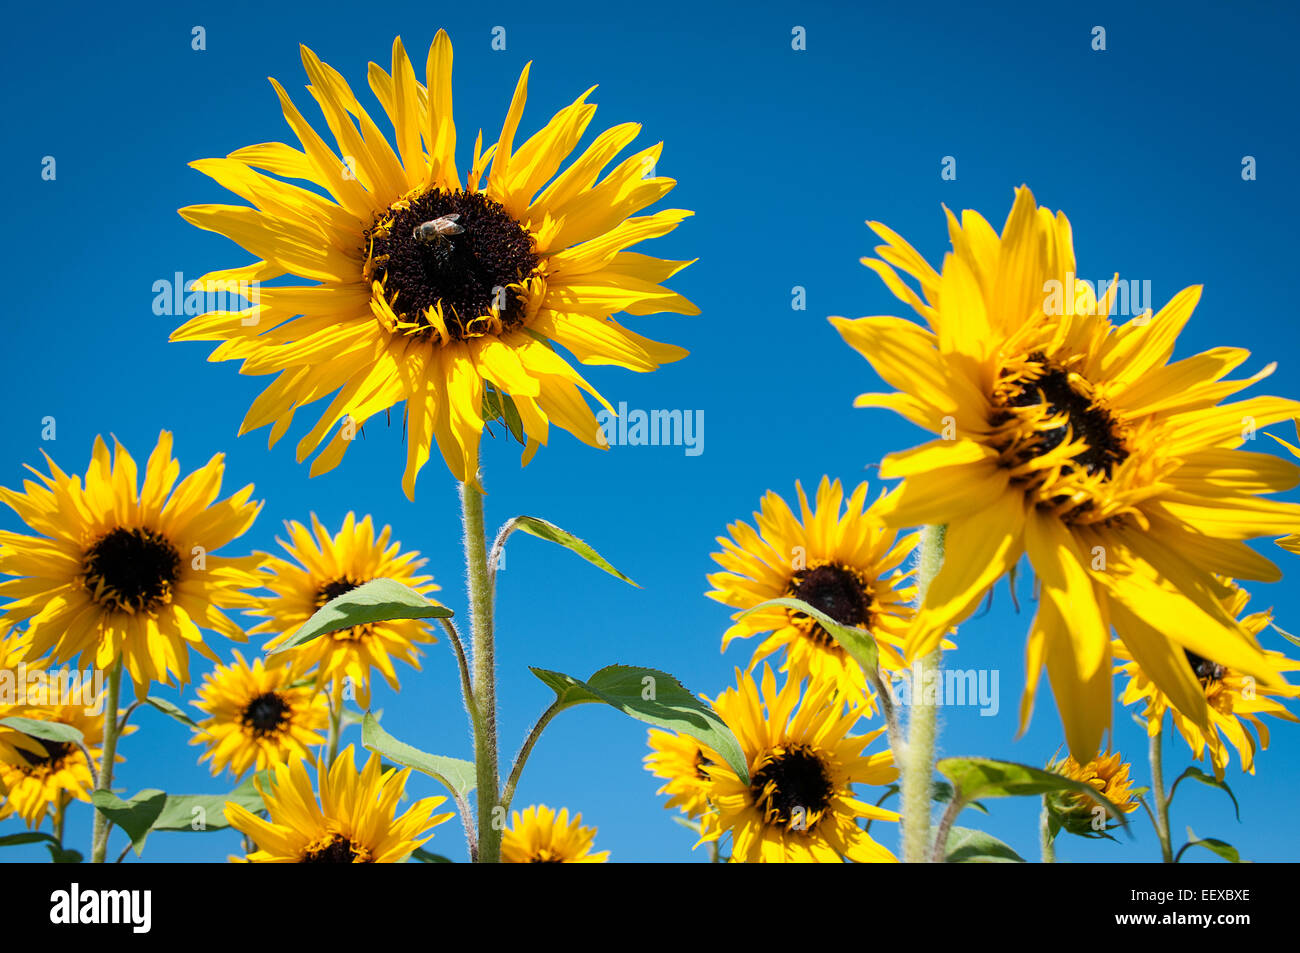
[831,186,1300,759]
[190,650,329,779]
[172,31,697,496]
[706,477,918,707]
[224,744,453,862]
[500,804,609,863]
[698,666,898,863]
[0,702,129,829]
[0,432,262,692]
[245,512,438,708]
[1116,580,1299,779]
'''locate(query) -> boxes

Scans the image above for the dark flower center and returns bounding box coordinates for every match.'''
[301,834,368,863]
[241,692,291,737]
[1184,649,1227,684]
[998,353,1128,478]
[749,746,834,829]
[314,577,362,608]
[82,527,181,613]
[786,564,871,646]
[529,856,565,863]
[367,189,538,341]
[17,736,72,770]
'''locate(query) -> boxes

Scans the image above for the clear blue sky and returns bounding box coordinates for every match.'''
[2,0,1298,862]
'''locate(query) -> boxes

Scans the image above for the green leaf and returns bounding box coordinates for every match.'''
[503,517,638,587]
[145,696,200,731]
[481,385,525,445]
[340,706,378,728]
[0,717,85,745]
[361,713,477,804]
[1179,827,1243,863]
[530,664,749,784]
[0,831,62,849]
[932,779,987,815]
[46,845,83,863]
[1269,621,1300,650]
[267,577,452,655]
[937,757,1126,823]
[410,847,454,863]
[1172,766,1240,822]
[945,826,1026,863]
[90,789,168,856]
[148,772,270,833]
[740,598,879,675]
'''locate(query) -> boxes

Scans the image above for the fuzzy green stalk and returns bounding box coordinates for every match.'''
[325,685,343,767]
[901,524,946,863]
[1040,800,1057,863]
[90,658,124,863]
[461,480,501,863]
[1149,717,1174,863]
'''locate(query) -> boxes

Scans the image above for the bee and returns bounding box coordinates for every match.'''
[413,213,465,244]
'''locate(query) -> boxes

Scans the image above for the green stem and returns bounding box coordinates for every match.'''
[325,686,342,767]
[1149,718,1174,863]
[90,659,124,864]
[461,480,500,863]
[501,701,562,815]
[901,523,946,863]
[1040,799,1056,863]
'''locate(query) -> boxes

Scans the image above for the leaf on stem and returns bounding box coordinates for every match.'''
[498,516,638,586]
[530,664,748,784]
[360,713,477,804]
[945,826,1026,863]
[267,578,451,655]
[740,598,879,676]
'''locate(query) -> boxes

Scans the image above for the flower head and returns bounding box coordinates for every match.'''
[500,804,609,863]
[1045,748,1139,838]
[173,31,696,496]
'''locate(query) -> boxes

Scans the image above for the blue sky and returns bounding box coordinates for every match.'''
[2,0,1299,862]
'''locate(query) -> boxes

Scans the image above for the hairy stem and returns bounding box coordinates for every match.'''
[90,659,124,864]
[501,701,562,815]
[462,480,501,863]
[901,524,946,863]
[1040,799,1057,863]
[1149,718,1174,863]
[325,685,342,767]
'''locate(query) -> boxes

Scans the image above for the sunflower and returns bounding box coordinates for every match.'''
[1116,581,1299,779]
[500,804,609,863]
[224,744,453,862]
[190,650,328,779]
[0,702,130,829]
[707,478,918,707]
[1045,748,1139,837]
[831,186,1300,760]
[172,31,697,496]
[0,432,262,693]
[644,727,715,818]
[698,666,898,863]
[0,624,52,770]
[245,512,438,708]
[1268,420,1300,553]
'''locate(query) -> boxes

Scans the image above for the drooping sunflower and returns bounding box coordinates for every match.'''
[245,512,438,708]
[190,650,328,779]
[0,703,130,829]
[500,804,610,863]
[831,186,1300,759]
[224,744,453,862]
[172,31,697,497]
[707,477,918,707]
[0,432,262,692]
[644,727,716,819]
[1116,580,1299,779]
[1045,748,1140,837]
[698,666,898,863]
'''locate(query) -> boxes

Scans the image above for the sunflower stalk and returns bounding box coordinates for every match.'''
[325,686,343,767]
[1148,717,1174,863]
[461,479,502,863]
[90,658,124,864]
[902,524,946,863]
[1040,799,1057,863]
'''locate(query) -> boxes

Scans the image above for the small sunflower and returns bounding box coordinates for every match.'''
[190,650,329,779]
[1045,748,1139,837]
[172,31,696,496]
[0,625,51,768]
[1116,581,1299,779]
[0,703,130,829]
[831,186,1300,760]
[0,432,262,693]
[644,727,715,818]
[699,666,899,863]
[500,804,610,863]
[224,744,453,862]
[707,477,917,707]
[245,512,439,707]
